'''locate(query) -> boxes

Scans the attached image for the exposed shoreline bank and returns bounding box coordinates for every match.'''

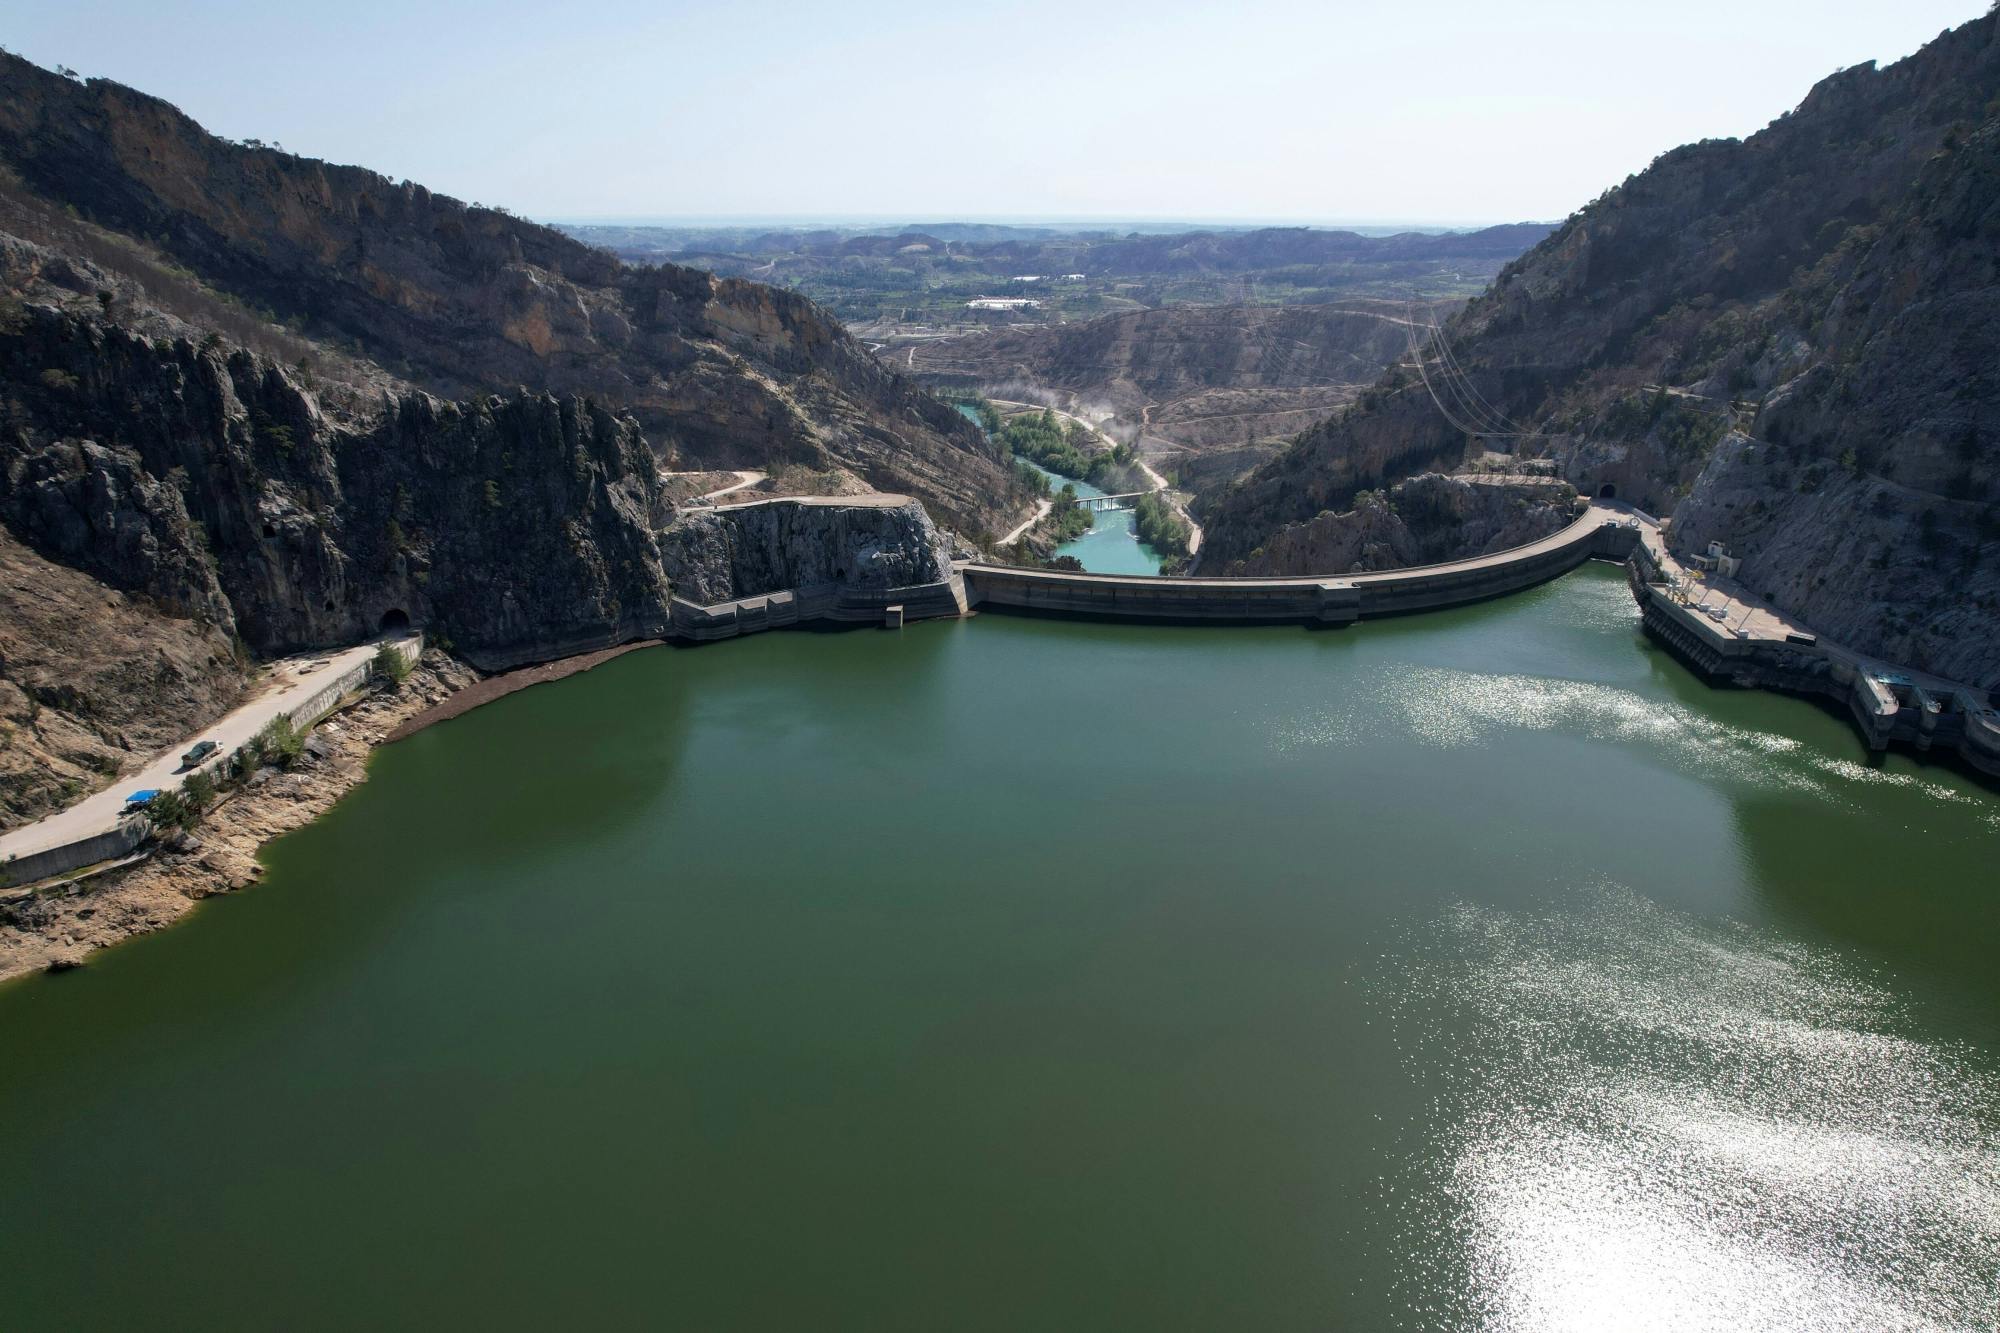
[0,635,691,983]
[384,640,663,743]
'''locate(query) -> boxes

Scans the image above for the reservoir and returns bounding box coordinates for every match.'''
[0,565,1995,1329]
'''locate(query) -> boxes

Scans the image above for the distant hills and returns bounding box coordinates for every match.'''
[560,221,1555,323]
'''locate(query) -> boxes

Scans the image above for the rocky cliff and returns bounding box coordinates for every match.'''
[1,305,672,670]
[658,498,953,606]
[0,52,1021,537]
[1200,13,2000,687]
[0,291,677,829]
[1225,474,1578,577]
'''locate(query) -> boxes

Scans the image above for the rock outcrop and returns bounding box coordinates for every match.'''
[0,306,672,671]
[658,498,953,606]
[1226,474,1577,577]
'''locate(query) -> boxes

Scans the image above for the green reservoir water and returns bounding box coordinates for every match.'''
[2,564,1997,1329]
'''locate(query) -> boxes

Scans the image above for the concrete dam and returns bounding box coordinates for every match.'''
[660,494,1998,780]
[662,499,1643,641]
[958,502,1645,625]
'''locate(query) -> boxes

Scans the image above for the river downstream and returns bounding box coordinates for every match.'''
[1020,458,1170,574]
[1,565,1995,1329]
[956,400,1168,574]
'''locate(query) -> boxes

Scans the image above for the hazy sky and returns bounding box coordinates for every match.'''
[9,1,1988,226]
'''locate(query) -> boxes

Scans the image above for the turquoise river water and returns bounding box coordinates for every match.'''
[1,565,1996,1329]
[959,400,1168,574]
[1024,459,1169,575]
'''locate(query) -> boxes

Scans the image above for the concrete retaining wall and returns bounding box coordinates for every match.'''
[286,659,376,731]
[2,824,146,889]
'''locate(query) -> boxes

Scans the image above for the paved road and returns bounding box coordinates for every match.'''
[701,470,766,501]
[663,470,768,505]
[0,639,393,866]
[710,492,913,514]
[997,499,1053,546]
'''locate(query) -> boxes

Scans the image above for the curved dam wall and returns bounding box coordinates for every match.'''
[962,505,1642,625]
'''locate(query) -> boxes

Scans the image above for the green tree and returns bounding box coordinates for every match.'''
[182,769,217,814]
[373,641,413,686]
[253,715,306,769]
[145,788,200,832]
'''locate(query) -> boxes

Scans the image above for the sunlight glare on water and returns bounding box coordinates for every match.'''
[1273,663,1990,817]
[1373,889,2000,1331]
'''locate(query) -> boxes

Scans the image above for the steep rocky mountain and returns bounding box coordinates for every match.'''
[903,299,1424,495]
[0,52,1024,833]
[1,304,673,663]
[0,53,1018,536]
[1227,472,1579,575]
[0,294,676,829]
[1201,13,2000,688]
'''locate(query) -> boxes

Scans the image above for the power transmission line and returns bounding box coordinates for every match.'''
[1399,299,1548,440]
[1422,300,1531,436]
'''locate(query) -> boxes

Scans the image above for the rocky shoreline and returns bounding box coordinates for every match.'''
[0,653,475,982]
[0,632,694,983]
[383,641,662,743]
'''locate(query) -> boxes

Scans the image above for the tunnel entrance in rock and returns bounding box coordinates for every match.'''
[1598,483,1618,499]
[378,608,411,635]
